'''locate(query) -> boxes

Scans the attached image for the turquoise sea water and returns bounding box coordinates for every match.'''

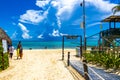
[12,41,98,49]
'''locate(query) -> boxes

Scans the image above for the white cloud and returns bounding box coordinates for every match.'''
[51,1,59,7]
[52,0,78,16]
[19,10,48,24]
[52,29,60,37]
[72,19,82,26]
[22,33,32,39]
[18,23,28,33]
[19,0,116,30]
[38,34,43,39]
[12,22,16,25]
[51,0,80,28]
[50,0,117,28]
[60,33,68,36]
[36,0,50,8]
[87,22,100,28]
[11,31,18,39]
[49,29,60,37]
[86,0,116,13]
[18,23,32,39]
[57,17,61,28]
[49,29,68,37]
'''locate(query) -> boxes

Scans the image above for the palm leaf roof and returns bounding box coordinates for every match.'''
[0,28,11,44]
[101,15,120,22]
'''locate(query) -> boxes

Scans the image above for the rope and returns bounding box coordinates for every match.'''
[88,67,105,80]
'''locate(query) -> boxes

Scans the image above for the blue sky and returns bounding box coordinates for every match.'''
[0,0,119,41]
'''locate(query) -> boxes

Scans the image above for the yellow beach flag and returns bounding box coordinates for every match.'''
[80,22,84,28]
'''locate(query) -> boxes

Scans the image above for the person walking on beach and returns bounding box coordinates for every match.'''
[9,45,14,59]
[17,41,23,59]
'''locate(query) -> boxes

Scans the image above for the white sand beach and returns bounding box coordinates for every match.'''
[0,49,84,80]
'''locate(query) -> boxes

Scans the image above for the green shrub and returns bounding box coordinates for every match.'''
[84,52,120,69]
[112,55,120,69]
[0,42,9,71]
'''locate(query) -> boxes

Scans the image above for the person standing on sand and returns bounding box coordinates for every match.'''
[17,41,23,59]
[9,45,14,59]
[19,44,23,59]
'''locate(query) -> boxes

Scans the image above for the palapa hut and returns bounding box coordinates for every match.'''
[0,28,11,45]
[101,15,120,47]
[0,28,11,70]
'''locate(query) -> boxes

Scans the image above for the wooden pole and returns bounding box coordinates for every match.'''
[80,36,82,58]
[67,52,70,66]
[83,59,89,80]
[83,0,86,51]
[98,32,101,53]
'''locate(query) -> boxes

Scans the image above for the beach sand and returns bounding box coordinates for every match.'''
[0,49,84,80]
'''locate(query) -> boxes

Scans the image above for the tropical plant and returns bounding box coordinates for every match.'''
[0,42,3,53]
[84,52,120,69]
[0,42,9,71]
[112,4,120,14]
[0,42,3,70]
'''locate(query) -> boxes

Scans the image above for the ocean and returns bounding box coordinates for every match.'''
[12,41,98,49]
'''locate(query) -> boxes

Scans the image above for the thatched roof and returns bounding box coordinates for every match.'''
[0,28,11,44]
[101,15,120,22]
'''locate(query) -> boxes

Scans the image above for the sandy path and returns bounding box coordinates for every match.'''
[0,49,75,80]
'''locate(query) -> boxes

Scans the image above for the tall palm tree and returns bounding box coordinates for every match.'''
[112,4,120,14]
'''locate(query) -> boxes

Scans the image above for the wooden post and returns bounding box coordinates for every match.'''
[67,52,70,66]
[83,59,89,80]
[80,36,82,58]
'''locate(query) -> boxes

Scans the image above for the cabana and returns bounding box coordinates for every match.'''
[100,15,120,47]
[89,15,120,53]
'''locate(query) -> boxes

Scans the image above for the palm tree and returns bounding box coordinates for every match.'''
[112,4,120,14]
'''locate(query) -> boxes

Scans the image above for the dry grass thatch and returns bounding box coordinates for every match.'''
[0,28,11,45]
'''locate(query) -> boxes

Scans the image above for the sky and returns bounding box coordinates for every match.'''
[0,0,119,41]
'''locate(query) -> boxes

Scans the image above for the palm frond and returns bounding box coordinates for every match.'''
[112,5,120,14]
